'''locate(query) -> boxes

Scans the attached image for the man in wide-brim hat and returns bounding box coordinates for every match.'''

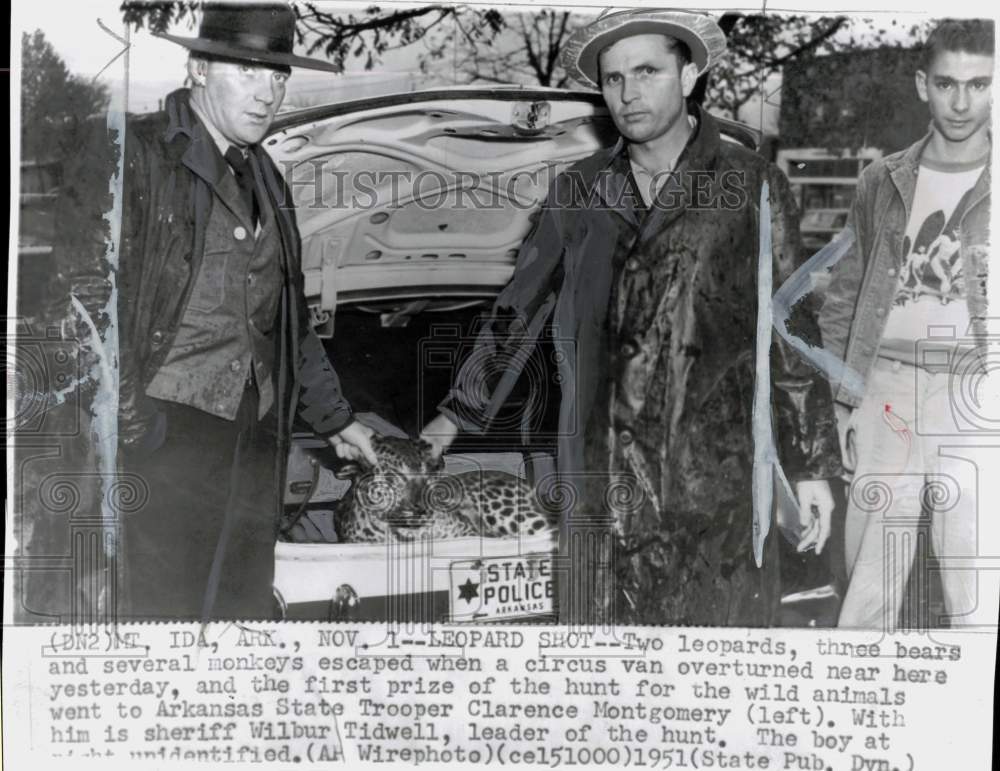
[58,3,377,621]
[423,8,841,627]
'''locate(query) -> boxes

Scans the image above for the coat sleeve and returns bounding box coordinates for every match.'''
[295,321,354,436]
[766,163,843,481]
[116,123,169,450]
[437,180,569,433]
[280,198,354,437]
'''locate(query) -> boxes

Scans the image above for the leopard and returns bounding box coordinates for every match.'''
[333,435,557,543]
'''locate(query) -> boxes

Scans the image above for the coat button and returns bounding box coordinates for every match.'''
[619,429,634,445]
[151,330,164,345]
[234,226,248,241]
[887,268,897,278]
[230,360,241,372]
[247,272,255,285]
[621,340,638,357]
[625,257,641,271]
[875,307,885,317]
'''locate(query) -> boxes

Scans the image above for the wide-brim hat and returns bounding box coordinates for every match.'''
[561,8,727,89]
[157,3,341,73]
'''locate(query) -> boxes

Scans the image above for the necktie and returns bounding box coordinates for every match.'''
[224,145,260,228]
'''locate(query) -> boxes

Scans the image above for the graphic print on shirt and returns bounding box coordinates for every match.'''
[894,187,973,307]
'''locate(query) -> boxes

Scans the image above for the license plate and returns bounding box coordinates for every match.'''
[449,553,555,621]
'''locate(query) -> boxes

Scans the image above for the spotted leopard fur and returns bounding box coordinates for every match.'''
[334,436,556,543]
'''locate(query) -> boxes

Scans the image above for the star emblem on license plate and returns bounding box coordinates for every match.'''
[457,577,480,603]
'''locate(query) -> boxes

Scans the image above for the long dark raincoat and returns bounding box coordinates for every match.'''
[441,107,842,626]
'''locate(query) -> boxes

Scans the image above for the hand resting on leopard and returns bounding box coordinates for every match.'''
[333,436,557,543]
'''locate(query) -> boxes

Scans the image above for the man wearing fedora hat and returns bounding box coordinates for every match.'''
[55,3,376,620]
[422,9,841,626]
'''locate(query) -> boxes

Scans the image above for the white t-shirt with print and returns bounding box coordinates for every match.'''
[879,155,986,362]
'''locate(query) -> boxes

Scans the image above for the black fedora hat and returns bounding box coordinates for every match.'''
[158,2,341,73]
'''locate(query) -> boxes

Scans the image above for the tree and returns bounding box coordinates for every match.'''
[779,46,927,153]
[699,14,928,124]
[697,14,848,120]
[20,30,110,161]
[298,3,503,71]
[436,9,585,88]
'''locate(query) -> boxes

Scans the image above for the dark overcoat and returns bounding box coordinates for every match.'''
[441,108,842,625]
[50,89,354,617]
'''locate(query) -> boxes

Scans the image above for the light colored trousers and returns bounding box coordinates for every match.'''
[838,355,997,630]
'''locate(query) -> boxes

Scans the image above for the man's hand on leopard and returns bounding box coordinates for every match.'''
[328,420,378,466]
[419,413,459,458]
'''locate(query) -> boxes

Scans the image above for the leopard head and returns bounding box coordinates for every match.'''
[336,436,445,532]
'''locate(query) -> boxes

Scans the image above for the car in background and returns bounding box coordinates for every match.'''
[263,87,767,623]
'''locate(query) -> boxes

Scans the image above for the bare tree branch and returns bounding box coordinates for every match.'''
[298,4,454,36]
[733,17,848,77]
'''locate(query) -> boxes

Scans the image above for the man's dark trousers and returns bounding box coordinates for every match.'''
[120,384,278,621]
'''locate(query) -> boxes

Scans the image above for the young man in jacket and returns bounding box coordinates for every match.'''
[60,4,376,620]
[819,19,993,629]
[422,9,842,627]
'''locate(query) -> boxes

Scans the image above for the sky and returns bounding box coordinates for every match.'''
[17,0,186,87]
